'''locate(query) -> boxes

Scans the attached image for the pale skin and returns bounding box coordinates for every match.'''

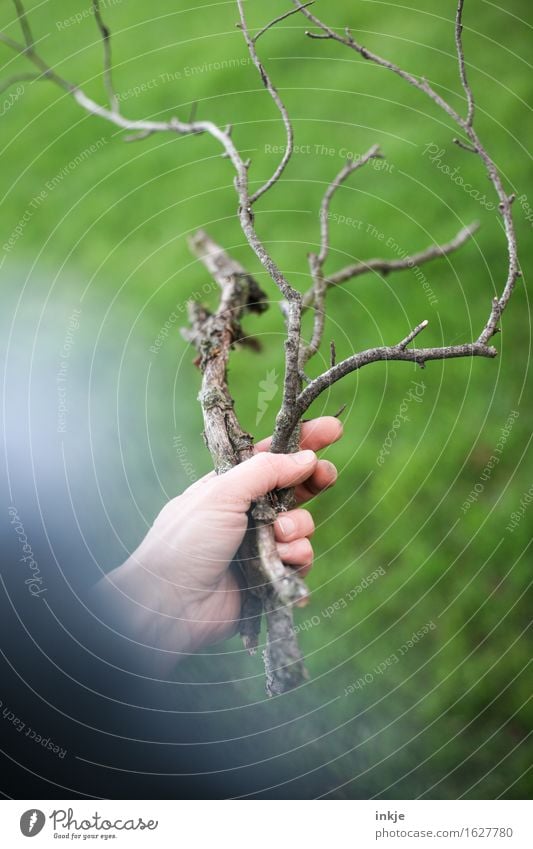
[93,416,342,674]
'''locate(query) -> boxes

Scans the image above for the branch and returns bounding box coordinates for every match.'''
[299,144,382,367]
[274,330,498,446]
[12,0,33,49]
[455,0,475,127]
[317,144,382,269]
[311,221,479,299]
[253,2,315,43]
[0,71,40,94]
[291,0,520,347]
[184,230,308,689]
[236,0,295,205]
[92,0,119,113]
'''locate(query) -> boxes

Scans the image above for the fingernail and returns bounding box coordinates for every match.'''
[277,516,296,537]
[293,449,316,466]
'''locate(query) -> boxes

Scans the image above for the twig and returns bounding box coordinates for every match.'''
[92,0,119,113]
[12,0,33,49]
[397,319,429,349]
[272,338,498,448]
[307,221,479,301]
[299,144,382,367]
[0,72,40,94]
[317,144,382,268]
[292,0,520,346]
[453,137,477,153]
[455,0,475,127]
[236,0,295,206]
[253,2,315,43]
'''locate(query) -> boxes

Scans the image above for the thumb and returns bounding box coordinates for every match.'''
[213,450,318,510]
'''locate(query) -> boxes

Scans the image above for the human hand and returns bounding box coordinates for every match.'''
[93,416,342,672]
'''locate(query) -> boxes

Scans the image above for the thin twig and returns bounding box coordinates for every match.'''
[317,144,382,268]
[236,0,295,205]
[0,72,40,94]
[273,338,498,447]
[253,2,315,43]
[291,0,520,346]
[12,0,33,49]
[453,136,477,153]
[397,319,429,349]
[309,221,479,300]
[299,144,382,367]
[455,0,475,127]
[92,0,119,113]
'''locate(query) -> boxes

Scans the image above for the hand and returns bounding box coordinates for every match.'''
[92,416,342,673]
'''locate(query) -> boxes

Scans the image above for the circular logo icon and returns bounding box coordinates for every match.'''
[20,810,46,837]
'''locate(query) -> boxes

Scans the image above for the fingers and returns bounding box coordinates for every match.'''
[212,449,318,509]
[274,508,314,542]
[294,459,338,504]
[255,416,343,454]
[274,509,315,576]
[276,537,314,577]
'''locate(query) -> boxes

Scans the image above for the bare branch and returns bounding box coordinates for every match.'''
[1,28,74,93]
[236,0,295,205]
[0,71,40,94]
[271,338,498,446]
[291,1,465,127]
[12,0,33,49]
[312,221,479,299]
[253,2,315,43]
[91,0,119,113]
[317,144,382,268]
[299,144,382,368]
[185,230,309,686]
[455,0,475,127]
[291,0,520,347]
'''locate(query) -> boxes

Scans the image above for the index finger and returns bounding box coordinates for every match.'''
[254,416,343,454]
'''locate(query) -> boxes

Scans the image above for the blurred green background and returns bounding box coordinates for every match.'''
[1,0,531,798]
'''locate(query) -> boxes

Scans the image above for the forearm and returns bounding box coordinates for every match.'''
[90,556,195,676]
